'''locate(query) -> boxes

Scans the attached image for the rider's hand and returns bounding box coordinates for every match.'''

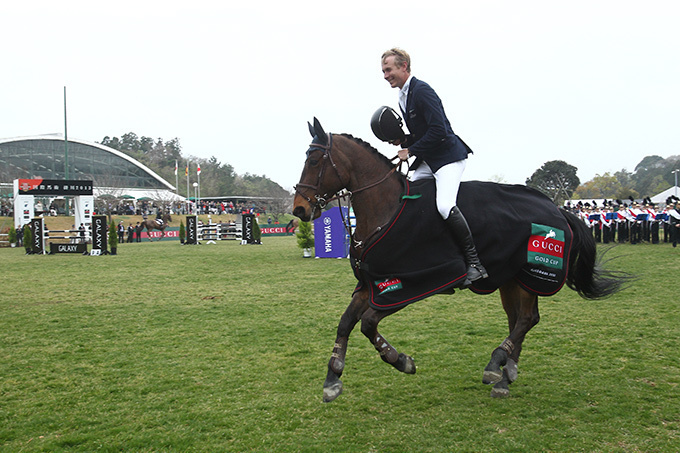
[398,148,410,161]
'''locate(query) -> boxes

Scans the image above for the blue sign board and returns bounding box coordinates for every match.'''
[313,207,349,258]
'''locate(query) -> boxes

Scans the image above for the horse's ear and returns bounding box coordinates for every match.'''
[308,121,315,138]
[313,117,327,145]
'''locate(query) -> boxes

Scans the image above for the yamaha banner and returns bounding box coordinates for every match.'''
[242,214,255,244]
[92,215,107,254]
[186,216,197,244]
[313,207,349,258]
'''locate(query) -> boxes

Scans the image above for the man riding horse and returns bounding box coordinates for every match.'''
[379,48,487,286]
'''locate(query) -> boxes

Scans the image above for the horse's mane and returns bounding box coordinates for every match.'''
[337,133,398,170]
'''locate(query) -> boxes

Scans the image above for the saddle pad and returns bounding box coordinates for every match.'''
[351,179,466,310]
[351,179,573,310]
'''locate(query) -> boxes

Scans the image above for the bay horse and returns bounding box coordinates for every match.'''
[141,213,172,241]
[293,118,627,402]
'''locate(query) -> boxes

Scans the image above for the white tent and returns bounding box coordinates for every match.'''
[650,186,680,204]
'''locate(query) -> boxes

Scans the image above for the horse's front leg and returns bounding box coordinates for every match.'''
[323,290,369,403]
[360,306,416,375]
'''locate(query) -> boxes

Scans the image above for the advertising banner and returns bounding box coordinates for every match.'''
[14,195,34,230]
[242,214,255,244]
[92,215,107,254]
[17,179,93,196]
[260,226,290,236]
[30,217,45,255]
[313,207,349,258]
[50,243,88,254]
[186,216,197,244]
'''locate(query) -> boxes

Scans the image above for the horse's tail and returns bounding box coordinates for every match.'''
[561,209,632,299]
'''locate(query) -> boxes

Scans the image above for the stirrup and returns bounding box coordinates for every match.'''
[467,264,488,282]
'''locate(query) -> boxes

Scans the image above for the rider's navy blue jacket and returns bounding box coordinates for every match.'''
[401,77,472,172]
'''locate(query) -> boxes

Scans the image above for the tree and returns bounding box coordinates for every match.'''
[634,155,665,172]
[526,160,580,204]
[573,173,621,199]
[613,170,639,201]
[97,132,293,200]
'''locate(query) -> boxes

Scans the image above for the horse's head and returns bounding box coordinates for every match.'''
[165,213,172,223]
[293,118,348,221]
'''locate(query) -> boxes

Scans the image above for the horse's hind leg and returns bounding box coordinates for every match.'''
[360,306,416,375]
[483,282,539,398]
[323,290,369,403]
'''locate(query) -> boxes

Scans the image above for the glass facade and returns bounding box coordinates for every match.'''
[0,137,172,190]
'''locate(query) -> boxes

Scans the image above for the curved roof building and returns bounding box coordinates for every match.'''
[0,134,175,190]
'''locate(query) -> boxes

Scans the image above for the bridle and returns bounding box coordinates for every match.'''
[294,133,404,217]
[294,133,345,213]
[294,132,406,248]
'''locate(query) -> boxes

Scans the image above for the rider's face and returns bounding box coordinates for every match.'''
[382,56,409,89]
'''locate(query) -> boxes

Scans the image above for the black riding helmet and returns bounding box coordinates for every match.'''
[370,106,406,143]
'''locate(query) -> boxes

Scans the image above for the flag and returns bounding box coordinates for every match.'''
[185,164,188,176]
[197,164,201,176]
[174,160,178,176]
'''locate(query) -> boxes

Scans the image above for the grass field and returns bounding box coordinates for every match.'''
[1,234,679,452]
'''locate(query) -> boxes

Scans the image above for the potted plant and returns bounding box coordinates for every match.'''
[252,218,262,244]
[23,224,33,254]
[108,220,118,255]
[296,220,314,258]
[8,226,17,247]
[179,221,186,244]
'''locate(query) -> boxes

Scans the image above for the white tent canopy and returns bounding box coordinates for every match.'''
[93,187,185,202]
[650,186,680,204]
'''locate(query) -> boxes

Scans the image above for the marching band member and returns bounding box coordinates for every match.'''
[601,205,613,243]
[668,201,680,247]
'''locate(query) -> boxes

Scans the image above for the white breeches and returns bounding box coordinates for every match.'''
[410,160,466,219]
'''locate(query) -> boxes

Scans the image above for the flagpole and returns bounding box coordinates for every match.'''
[175,160,178,194]
[197,164,201,215]
[64,86,70,215]
[186,161,190,213]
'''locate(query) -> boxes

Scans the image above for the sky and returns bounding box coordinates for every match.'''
[2,1,679,193]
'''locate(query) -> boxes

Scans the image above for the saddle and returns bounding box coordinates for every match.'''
[351,179,573,310]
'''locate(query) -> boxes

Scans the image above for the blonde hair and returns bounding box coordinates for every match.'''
[381,48,411,73]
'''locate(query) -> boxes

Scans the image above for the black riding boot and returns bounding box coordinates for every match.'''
[446,206,488,284]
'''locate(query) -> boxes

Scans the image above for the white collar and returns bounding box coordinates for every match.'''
[399,75,413,98]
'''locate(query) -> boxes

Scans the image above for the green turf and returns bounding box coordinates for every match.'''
[1,238,678,451]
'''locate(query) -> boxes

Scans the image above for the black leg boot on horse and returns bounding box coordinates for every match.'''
[446,206,488,286]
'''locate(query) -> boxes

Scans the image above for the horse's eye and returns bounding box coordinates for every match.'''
[309,159,319,167]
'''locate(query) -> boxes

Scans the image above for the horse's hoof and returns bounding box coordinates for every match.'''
[482,369,503,385]
[323,380,343,403]
[483,348,507,385]
[396,353,416,374]
[490,385,510,398]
